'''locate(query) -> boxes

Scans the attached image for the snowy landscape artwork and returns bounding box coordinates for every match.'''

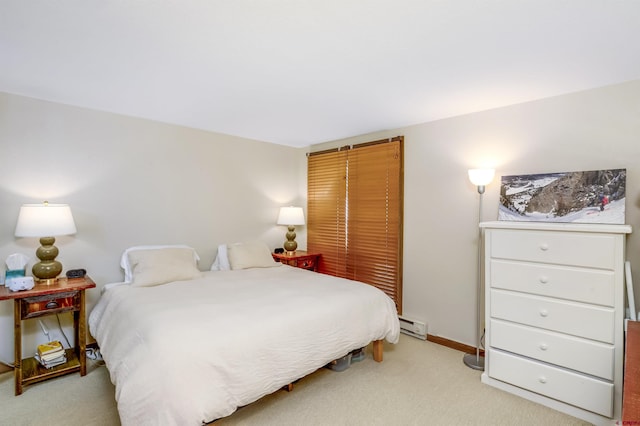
[499,169,626,224]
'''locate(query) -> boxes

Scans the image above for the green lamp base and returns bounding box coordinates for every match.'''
[283,226,298,253]
[33,236,63,284]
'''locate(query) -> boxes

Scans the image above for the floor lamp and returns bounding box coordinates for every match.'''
[463,168,495,371]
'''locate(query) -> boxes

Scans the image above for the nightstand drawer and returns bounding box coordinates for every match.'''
[490,229,616,269]
[272,252,320,271]
[490,259,615,306]
[490,349,613,417]
[20,291,80,319]
[294,257,316,270]
[490,319,614,380]
[490,289,614,343]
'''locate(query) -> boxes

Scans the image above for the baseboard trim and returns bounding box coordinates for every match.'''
[427,335,485,356]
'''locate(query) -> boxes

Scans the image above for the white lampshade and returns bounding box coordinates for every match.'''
[468,169,495,186]
[15,202,77,237]
[277,206,305,226]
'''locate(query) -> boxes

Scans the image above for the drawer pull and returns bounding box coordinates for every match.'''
[539,309,549,317]
[539,343,548,351]
[45,301,59,309]
[539,276,549,284]
[538,376,547,384]
[539,243,549,251]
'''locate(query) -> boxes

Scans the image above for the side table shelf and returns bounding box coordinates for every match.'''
[0,276,96,395]
[21,348,81,387]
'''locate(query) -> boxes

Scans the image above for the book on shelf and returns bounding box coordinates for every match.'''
[34,353,67,369]
[39,349,65,362]
[35,341,67,368]
[37,340,64,357]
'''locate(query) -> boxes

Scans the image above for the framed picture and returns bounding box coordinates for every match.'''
[498,168,626,224]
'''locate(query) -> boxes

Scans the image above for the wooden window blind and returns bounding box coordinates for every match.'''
[307,137,403,312]
[307,149,348,277]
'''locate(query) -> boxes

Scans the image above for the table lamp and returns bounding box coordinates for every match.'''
[277,206,305,254]
[15,201,77,284]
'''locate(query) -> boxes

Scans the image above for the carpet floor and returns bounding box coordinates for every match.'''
[0,334,591,425]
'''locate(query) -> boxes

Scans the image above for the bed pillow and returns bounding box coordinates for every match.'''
[128,247,203,287]
[227,241,279,270]
[120,245,200,282]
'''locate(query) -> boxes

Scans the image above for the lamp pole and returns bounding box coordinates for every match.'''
[463,168,494,371]
[463,184,485,370]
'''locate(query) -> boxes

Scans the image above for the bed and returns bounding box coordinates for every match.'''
[88,242,400,425]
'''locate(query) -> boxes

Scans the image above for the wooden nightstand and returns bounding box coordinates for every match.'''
[272,251,321,272]
[0,276,96,395]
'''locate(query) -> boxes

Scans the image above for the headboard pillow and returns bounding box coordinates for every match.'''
[121,245,201,283]
[227,241,279,270]
[127,247,202,287]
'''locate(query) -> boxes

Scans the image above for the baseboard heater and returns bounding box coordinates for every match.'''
[398,316,427,340]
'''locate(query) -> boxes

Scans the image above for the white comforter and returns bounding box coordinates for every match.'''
[89,266,400,425]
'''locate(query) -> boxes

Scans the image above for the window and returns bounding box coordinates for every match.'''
[307,136,403,312]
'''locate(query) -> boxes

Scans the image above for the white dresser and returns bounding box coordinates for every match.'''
[480,221,631,425]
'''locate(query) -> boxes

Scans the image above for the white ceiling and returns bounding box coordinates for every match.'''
[2,1,640,148]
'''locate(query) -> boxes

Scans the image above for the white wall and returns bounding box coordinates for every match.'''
[0,92,307,362]
[2,80,639,362]
[311,79,640,347]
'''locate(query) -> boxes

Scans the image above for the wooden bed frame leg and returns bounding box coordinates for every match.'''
[373,340,383,362]
[283,383,293,392]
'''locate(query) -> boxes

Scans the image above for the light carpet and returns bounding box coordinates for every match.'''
[0,334,590,425]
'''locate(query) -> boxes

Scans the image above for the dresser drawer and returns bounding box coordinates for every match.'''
[489,349,613,417]
[490,289,614,343]
[490,259,615,306]
[490,229,616,269]
[490,319,614,380]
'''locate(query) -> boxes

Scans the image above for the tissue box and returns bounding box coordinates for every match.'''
[7,276,34,292]
[5,269,26,281]
[5,269,29,291]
